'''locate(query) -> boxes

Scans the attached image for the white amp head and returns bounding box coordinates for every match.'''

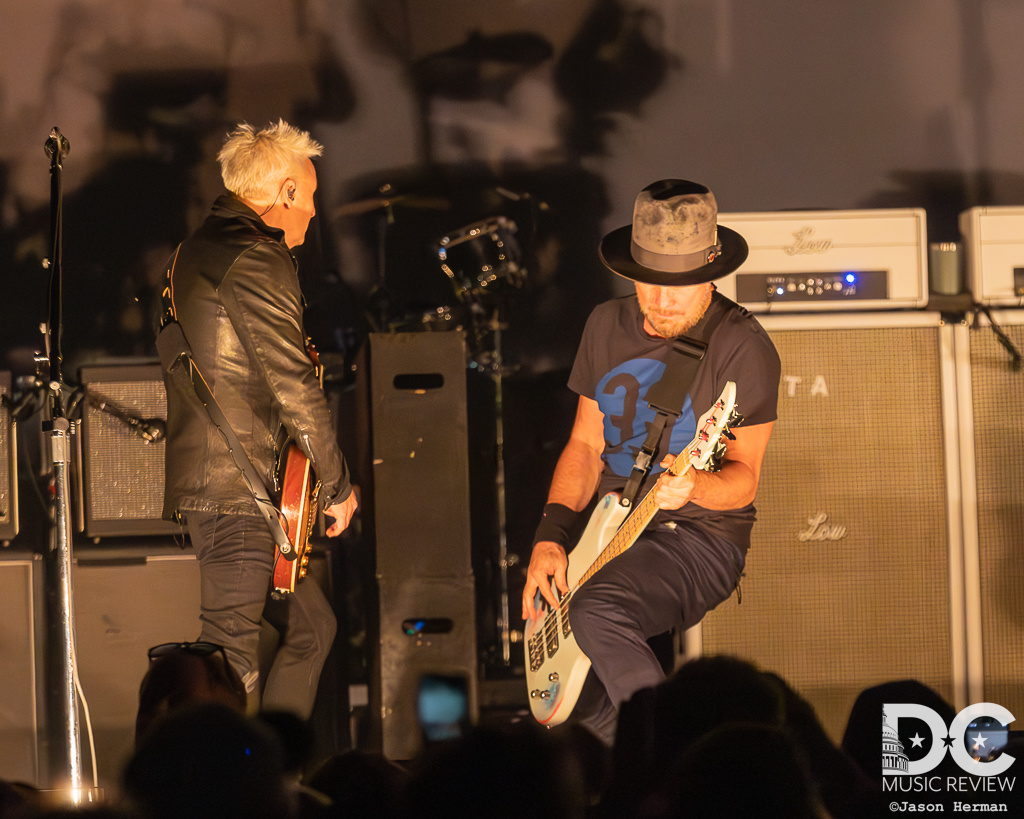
[959,206,1024,307]
[716,208,928,312]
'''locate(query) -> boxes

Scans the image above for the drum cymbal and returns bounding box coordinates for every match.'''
[334,194,450,218]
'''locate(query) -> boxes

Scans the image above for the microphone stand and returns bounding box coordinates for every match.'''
[41,127,85,799]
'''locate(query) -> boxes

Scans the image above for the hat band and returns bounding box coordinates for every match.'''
[630,238,723,273]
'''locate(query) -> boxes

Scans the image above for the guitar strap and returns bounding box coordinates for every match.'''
[619,295,727,508]
[155,245,297,560]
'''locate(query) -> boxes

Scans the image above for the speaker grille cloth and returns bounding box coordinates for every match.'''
[968,318,1024,718]
[85,380,167,521]
[701,326,953,740]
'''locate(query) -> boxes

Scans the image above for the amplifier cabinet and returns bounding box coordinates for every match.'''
[78,363,179,538]
[955,310,1024,715]
[0,372,17,542]
[376,576,478,760]
[366,333,473,579]
[0,553,44,786]
[691,312,966,742]
[72,546,200,790]
[359,333,477,760]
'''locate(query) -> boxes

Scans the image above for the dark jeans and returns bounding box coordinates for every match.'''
[568,521,745,743]
[187,510,337,719]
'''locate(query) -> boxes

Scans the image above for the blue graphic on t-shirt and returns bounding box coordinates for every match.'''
[596,358,697,478]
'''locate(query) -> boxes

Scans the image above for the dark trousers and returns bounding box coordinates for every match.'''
[187,511,337,719]
[568,521,745,743]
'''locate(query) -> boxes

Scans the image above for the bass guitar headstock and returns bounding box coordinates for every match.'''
[668,381,739,477]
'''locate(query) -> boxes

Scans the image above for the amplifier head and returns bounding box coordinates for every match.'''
[716,209,928,312]
[959,206,1024,307]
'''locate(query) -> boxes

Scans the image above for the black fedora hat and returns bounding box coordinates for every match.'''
[598,179,748,286]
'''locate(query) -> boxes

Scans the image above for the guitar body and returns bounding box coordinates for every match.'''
[271,339,324,596]
[523,493,630,725]
[272,441,321,596]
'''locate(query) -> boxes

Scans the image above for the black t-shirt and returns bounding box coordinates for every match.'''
[568,290,781,550]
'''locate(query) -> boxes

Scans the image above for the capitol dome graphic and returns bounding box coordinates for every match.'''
[882,709,910,774]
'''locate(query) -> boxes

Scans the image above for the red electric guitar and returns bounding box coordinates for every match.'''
[271,342,323,596]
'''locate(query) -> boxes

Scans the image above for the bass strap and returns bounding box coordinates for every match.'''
[619,295,727,508]
[155,246,297,560]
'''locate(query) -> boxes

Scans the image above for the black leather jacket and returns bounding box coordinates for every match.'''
[160,195,352,519]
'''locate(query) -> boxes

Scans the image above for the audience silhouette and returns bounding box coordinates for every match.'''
[3,648,1020,819]
[122,702,291,819]
[656,722,831,819]
[134,642,247,744]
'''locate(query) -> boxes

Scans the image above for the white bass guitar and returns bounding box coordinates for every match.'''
[524,381,739,725]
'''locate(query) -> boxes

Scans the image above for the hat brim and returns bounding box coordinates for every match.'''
[598,224,748,286]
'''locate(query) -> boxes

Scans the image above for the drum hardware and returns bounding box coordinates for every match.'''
[435,216,525,302]
[336,185,451,332]
[334,193,450,218]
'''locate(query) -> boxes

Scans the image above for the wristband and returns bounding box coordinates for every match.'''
[532,502,581,548]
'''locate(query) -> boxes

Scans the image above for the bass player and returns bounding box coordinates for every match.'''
[522,179,781,744]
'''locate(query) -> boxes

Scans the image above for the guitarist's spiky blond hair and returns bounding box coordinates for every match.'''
[218,119,323,208]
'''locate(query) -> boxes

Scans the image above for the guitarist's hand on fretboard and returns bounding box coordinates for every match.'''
[522,541,569,622]
[652,453,698,510]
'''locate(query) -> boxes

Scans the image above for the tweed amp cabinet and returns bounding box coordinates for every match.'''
[690,311,966,742]
[953,310,1024,720]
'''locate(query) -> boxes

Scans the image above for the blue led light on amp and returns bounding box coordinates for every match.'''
[845,272,856,284]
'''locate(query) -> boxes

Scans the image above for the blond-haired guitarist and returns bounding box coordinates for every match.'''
[160,120,356,719]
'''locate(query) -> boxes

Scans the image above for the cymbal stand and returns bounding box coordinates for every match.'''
[469,302,519,666]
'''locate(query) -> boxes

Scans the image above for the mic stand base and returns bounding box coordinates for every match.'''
[43,417,83,791]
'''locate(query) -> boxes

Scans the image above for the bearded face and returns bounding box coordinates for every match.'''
[635,281,714,338]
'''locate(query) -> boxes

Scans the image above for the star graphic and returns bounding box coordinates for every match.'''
[942,735,954,748]
[972,734,988,751]
[909,733,925,748]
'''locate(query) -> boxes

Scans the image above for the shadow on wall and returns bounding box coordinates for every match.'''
[338,0,676,375]
[857,169,1024,243]
[2,0,674,384]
